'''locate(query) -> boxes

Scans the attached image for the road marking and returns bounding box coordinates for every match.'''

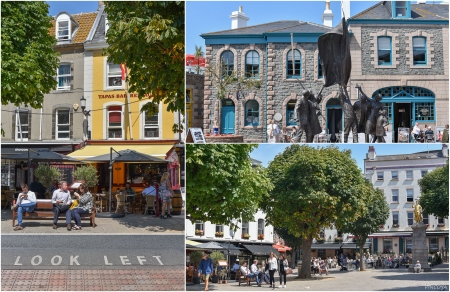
[31,255,42,266]
[153,256,163,265]
[137,256,146,265]
[51,255,62,265]
[104,256,113,266]
[70,255,80,265]
[120,256,131,265]
[14,256,22,266]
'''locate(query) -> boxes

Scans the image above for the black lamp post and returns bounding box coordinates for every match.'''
[80,96,90,140]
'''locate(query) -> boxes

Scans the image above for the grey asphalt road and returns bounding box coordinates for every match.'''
[2,234,184,270]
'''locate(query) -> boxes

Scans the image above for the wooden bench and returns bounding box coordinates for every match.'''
[12,199,96,227]
[237,270,258,286]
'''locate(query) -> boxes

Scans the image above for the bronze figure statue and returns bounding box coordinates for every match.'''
[294,89,322,142]
[376,109,389,143]
[338,86,358,143]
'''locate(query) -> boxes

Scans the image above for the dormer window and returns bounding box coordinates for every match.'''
[392,1,411,18]
[56,14,72,41]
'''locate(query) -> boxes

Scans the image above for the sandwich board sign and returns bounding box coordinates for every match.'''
[187,128,206,143]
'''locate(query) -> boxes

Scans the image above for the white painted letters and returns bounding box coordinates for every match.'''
[137,256,146,265]
[70,255,80,265]
[14,256,22,266]
[31,255,42,266]
[51,255,62,266]
[153,256,163,265]
[104,256,113,265]
[120,256,131,265]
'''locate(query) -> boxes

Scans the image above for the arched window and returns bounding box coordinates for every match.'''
[412,37,426,65]
[377,37,392,65]
[107,105,123,139]
[286,100,296,126]
[245,51,259,78]
[221,51,234,76]
[318,54,323,79]
[245,100,259,126]
[287,49,301,78]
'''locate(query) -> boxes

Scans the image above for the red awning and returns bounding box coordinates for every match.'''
[273,244,292,252]
[186,54,206,67]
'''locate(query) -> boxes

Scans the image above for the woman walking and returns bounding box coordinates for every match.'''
[159,172,173,219]
[268,252,278,289]
[71,183,93,230]
[278,254,288,288]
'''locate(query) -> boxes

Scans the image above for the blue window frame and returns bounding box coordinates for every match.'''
[413,37,426,65]
[245,51,259,78]
[287,49,301,78]
[318,54,323,79]
[286,100,296,126]
[221,51,234,77]
[377,37,392,65]
[245,100,259,126]
[392,1,411,18]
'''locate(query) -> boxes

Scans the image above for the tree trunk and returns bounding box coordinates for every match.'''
[298,235,312,279]
[359,244,365,271]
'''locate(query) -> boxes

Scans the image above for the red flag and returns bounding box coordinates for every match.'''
[120,63,127,80]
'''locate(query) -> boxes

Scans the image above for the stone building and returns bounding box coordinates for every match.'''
[186,73,204,129]
[201,6,340,143]
[348,1,449,142]
[364,145,449,256]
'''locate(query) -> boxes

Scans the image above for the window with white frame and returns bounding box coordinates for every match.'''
[391,171,398,180]
[257,219,264,235]
[107,63,122,88]
[15,110,29,141]
[57,64,71,90]
[107,105,123,139]
[56,109,70,139]
[245,100,259,126]
[143,109,159,138]
[377,172,384,180]
[423,212,429,225]
[392,189,399,202]
[221,51,234,77]
[245,50,260,78]
[56,16,70,40]
[287,49,301,78]
[195,221,204,234]
[438,217,444,224]
[429,237,439,252]
[406,170,413,179]
[392,211,399,226]
[216,224,224,233]
[378,37,392,65]
[407,212,414,226]
[242,221,249,236]
[406,189,414,202]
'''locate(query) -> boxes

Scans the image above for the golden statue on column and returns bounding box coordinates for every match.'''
[413,200,423,223]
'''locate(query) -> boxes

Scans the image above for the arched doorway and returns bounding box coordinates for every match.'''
[221,99,235,134]
[326,98,342,142]
[372,86,435,142]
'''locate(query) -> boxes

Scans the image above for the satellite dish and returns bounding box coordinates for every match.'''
[274,113,282,121]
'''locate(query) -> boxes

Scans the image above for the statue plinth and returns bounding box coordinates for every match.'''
[408,223,432,272]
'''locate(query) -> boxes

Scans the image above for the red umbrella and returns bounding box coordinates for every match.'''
[186,54,206,67]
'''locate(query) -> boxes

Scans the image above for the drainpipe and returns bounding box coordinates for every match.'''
[39,107,43,141]
[265,40,268,143]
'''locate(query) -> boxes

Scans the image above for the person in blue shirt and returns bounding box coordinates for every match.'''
[198,253,214,291]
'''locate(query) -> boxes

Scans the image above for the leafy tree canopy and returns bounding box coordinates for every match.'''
[341,179,389,269]
[1,1,59,107]
[104,1,184,132]
[419,161,449,219]
[186,144,273,231]
[261,145,367,278]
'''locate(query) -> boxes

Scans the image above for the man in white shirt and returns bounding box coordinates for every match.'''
[12,183,37,231]
[240,261,249,276]
[51,181,72,230]
[414,260,421,273]
[249,260,261,286]
[412,123,421,140]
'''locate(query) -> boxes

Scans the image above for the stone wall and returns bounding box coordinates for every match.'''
[186,73,204,129]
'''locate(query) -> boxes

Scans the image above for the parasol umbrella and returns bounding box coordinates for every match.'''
[196,242,225,250]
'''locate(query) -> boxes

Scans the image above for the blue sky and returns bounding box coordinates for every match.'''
[250,144,447,171]
[47,1,98,16]
[186,1,379,54]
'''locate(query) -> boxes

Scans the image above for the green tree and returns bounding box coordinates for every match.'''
[419,161,449,219]
[341,180,389,271]
[1,2,59,107]
[194,45,204,74]
[104,1,184,133]
[260,145,367,279]
[274,226,303,268]
[186,144,273,230]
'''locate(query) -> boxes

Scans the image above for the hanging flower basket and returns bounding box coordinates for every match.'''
[392,224,399,228]
[258,234,264,240]
[215,231,224,238]
[195,230,204,236]
[242,234,250,239]
[334,237,342,243]
[438,223,445,227]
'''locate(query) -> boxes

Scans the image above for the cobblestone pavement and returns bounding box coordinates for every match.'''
[186,264,449,291]
[1,209,184,234]
[1,267,185,291]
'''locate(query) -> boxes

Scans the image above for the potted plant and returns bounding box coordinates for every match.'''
[379,224,384,229]
[258,234,265,240]
[242,233,250,239]
[392,224,399,228]
[190,251,203,285]
[73,164,99,188]
[334,237,342,243]
[437,223,445,227]
[195,229,204,236]
[215,231,224,238]
[210,251,225,284]
[33,163,61,197]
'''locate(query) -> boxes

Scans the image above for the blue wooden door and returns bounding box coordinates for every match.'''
[221,106,235,134]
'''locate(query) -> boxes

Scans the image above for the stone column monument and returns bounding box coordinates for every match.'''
[408,201,432,272]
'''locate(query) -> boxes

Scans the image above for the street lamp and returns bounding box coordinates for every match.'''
[80,95,90,140]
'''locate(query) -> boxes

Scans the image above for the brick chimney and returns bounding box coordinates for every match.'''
[367,146,376,160]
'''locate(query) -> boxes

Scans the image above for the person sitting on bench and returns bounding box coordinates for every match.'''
[51,181,72,230]
[12,183,36,231]
[249,260,261,287]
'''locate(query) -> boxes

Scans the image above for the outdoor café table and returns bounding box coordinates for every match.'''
[95,194,109,212]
